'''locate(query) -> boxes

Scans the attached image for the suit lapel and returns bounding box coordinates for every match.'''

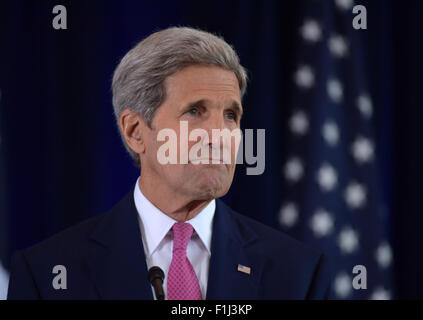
[85,190,153,300]
[206,200,263,299]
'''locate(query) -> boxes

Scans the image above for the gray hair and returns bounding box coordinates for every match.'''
[111,26,248,167]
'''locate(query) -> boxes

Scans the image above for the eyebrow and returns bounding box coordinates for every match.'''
[183,99,243,117]
[230,100,244,118]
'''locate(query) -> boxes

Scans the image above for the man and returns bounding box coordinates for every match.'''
[7,27,330,300]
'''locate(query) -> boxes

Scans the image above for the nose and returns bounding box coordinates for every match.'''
[202,112,226,147]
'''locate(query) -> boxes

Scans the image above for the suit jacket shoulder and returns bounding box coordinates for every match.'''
[208,200,331,299]
[7,191,142,300]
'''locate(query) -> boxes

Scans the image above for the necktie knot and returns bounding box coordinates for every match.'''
[172,222,194,252]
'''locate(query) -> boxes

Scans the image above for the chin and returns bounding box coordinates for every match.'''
[193,174,232,199]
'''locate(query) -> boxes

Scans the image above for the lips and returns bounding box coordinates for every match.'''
[189,158,226,164]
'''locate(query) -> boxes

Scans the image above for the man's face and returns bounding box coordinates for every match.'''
[141,65,242,201]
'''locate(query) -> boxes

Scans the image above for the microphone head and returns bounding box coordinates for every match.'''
[148,266,165,284]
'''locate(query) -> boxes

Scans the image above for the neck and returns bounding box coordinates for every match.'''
[138,178,212,222]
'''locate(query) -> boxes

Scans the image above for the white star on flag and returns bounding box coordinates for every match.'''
[370,287,392,300]
[309,209,334,237]
[357,94,373,119]
[375,242,393,269]
[300,20,322,43]
[329,34,349,58]
[327,78,344,103]
[278,203,299,228]
[317,163,338,192]
[351,136,374,164]
[283,157,304,182]
[322,120,340,146]
[334,272,352,298]
[335,0,354,11]
[344,182,367,209]
[294,65,315,89]
[338,227,359,254]
[289,110,309,135]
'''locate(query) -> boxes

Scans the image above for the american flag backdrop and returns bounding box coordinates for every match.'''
[277,0,393,299]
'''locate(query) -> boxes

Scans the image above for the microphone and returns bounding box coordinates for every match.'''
[148,266,165,300]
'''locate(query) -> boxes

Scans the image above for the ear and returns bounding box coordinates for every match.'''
[119,109,147,155]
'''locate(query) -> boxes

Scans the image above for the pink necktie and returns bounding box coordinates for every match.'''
[167,222,202,300]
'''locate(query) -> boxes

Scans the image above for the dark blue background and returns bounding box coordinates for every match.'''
[0,0,422,299]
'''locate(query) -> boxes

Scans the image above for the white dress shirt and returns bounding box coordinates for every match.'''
[133,178,215,300]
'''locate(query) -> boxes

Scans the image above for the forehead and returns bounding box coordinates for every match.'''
[164,65,241,102]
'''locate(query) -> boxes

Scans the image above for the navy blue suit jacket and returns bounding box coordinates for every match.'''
[7,189,331,299]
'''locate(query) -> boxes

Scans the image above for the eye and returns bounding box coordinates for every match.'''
[225,111,236,121]
[187,108,199,116]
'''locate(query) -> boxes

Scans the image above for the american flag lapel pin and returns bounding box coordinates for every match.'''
[237,264,251,275]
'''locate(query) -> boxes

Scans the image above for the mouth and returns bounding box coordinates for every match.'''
[189,158,228,164]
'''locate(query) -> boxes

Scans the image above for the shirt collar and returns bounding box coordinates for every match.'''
[186,196,215,255]
[133,178,215,257]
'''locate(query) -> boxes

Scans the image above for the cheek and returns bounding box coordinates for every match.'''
[226,135,241,164]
